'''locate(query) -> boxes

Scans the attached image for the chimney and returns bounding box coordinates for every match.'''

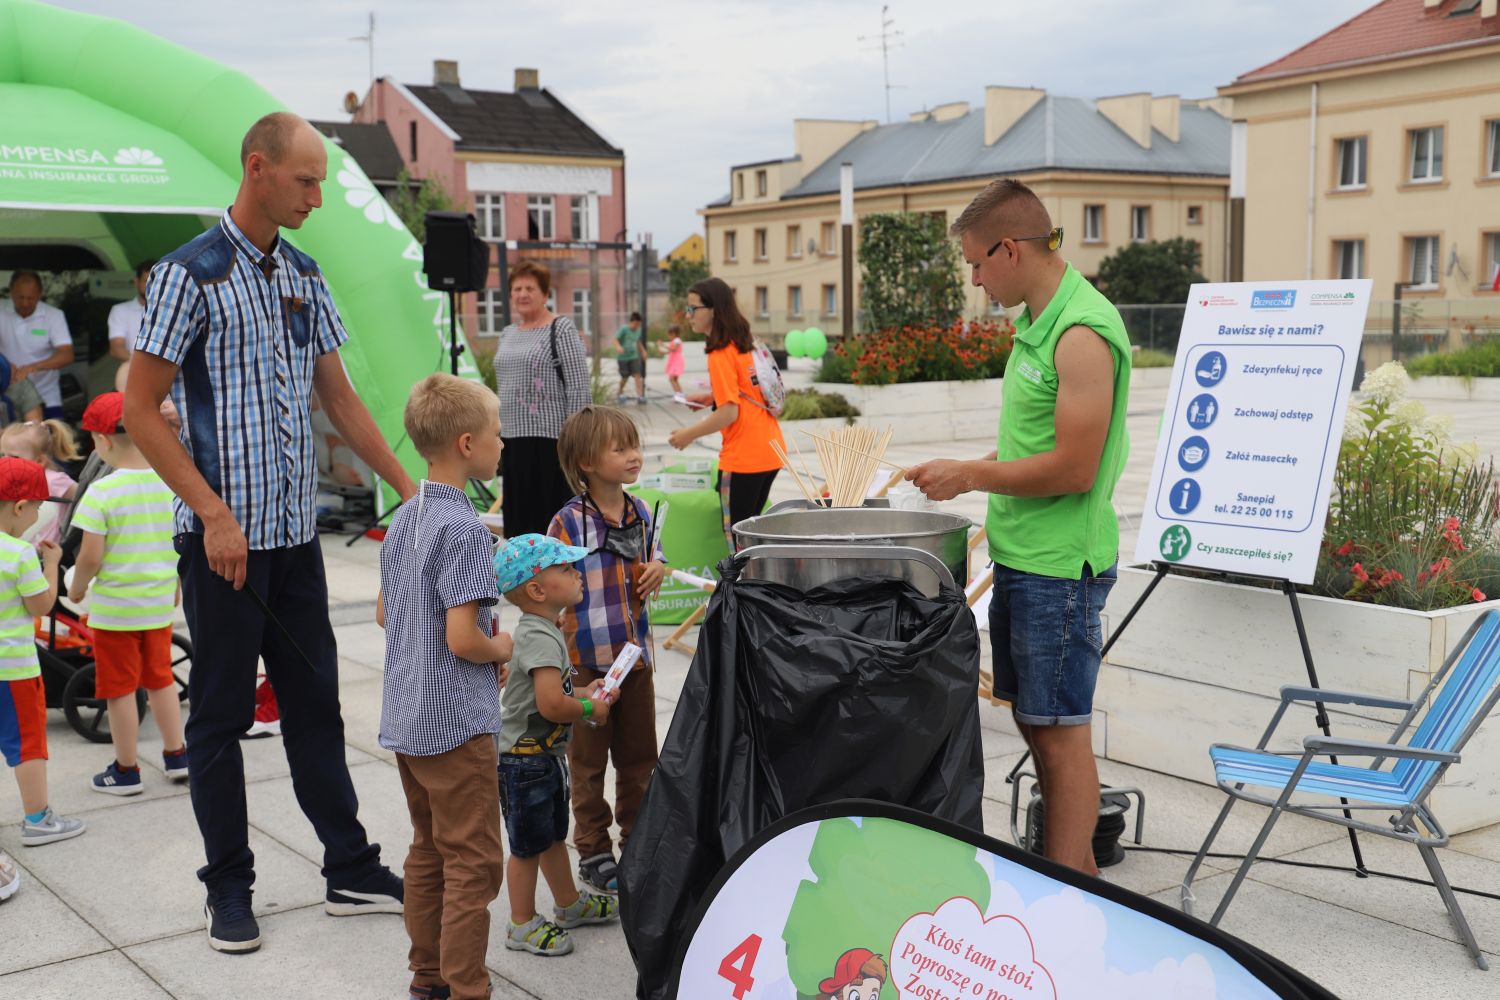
[1151,95,1181,143]
[515,68,539,91]
[1097,92,1153,149]
[1483,0,1497,19]
[930,101,970,123]
[433,60,460,86]
[1423,0,1443,9]
[793,118,877,177]
[983,86,1045,145]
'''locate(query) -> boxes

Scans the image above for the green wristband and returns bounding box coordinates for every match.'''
[580,697,593,719]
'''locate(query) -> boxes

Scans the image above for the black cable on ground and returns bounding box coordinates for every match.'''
[1123,845,1500,902]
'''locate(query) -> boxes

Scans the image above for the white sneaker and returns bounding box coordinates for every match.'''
[0,851,19,901]
[243,717,281,739]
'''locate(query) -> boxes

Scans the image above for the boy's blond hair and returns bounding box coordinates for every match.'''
[556,405,640,494]
[404,374,499,460]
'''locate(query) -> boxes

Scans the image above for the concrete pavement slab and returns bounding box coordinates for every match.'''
[0,950,174,999]
[0,852,112,976]
[245,758,410,874]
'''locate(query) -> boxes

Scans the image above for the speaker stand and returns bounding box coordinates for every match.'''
[447,289,464,377]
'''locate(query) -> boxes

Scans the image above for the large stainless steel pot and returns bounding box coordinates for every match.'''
[732,506,971,590]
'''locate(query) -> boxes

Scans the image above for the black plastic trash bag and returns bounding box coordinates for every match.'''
[621,566,985,1000]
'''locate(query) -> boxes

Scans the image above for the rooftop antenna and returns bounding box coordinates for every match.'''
[857,4,904,123]
[348,12,375,96]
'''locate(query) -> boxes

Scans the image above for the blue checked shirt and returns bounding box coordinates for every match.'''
[378,481,502,756]
[135,211,347,550]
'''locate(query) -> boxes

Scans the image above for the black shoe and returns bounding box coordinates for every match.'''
[326,864,404,916]
[409,985,451,1000]
[205,892,261,953]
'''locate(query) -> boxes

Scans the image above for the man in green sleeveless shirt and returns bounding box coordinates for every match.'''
[908,179,1131,875]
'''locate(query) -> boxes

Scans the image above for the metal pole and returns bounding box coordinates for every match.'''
[1392,281,1403,363]
[448,289,461,376]
[498,243,511,329]
[840,162,854,337]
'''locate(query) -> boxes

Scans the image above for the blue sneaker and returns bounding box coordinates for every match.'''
[162,747,189,783]
[205,891,261,953]
[91,761,143,796]
[326,864,403,916]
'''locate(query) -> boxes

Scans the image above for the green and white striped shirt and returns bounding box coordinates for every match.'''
[0,532,46,680]
[71,468,178,631]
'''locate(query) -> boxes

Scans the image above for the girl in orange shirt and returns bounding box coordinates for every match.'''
[667,278,785,549]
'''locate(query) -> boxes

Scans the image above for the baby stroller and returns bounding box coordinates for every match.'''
[36,450,192,744]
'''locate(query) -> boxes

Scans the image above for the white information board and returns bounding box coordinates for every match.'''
[1133,280,1371,584]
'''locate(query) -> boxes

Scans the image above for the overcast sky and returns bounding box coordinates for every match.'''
[53,0,1370,246]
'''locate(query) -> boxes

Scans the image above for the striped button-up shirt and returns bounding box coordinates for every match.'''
[547,494,655,674]
[136,211,346,550]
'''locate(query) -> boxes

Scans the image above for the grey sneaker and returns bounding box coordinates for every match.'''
[553,887,619,928]
[20,807,86,847]
[0,851,19,901]
[505,914,574,956]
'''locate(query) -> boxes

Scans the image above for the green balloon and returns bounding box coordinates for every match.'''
[804,327,828,359]
[785,329,806,357]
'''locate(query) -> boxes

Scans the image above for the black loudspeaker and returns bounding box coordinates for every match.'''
[423,211,489,292]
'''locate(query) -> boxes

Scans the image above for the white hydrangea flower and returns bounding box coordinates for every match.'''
[1342,405,1366,442]
[1359,361,1409,405]
[1394,399,1427,426]
[1423,413,1455,445]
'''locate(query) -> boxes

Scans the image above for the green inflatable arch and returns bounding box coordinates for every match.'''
[0,0,469,507]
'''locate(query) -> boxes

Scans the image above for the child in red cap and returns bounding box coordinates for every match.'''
[67,392,188,794]
[0,456,86,852]
[817,948,888,1000]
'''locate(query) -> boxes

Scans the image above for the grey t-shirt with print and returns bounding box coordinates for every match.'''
[499,612,574,757]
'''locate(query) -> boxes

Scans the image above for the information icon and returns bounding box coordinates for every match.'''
[1195,351,1227,387]
[1168,478,1202,515]
[1178,436,1210,473]
[1159,525,1192,562]
[1185,393,1218,430]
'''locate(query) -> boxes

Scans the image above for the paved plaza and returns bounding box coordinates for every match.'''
[2,357,1498,998]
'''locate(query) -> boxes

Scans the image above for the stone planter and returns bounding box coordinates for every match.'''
[1407,375,1500,402]
[809,378,1004,444]
[1097,566,1500,833]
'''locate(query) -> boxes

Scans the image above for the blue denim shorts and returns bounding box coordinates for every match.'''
[498,752,570,859]
[989,563,1117,726]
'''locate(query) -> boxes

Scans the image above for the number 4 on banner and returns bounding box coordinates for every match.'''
[717,934,763,999]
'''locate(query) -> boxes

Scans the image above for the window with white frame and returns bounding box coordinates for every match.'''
[1083,205,1103,242]
[1486,233,1500,287]
[1407,235,1440,288]
[1488,121,1500,178]
[755,169,767,196]
[570,197,593,240]
[787,224,802,258]
[821,221,837,255]
[572,289,592,333]
[755,286,769,317]
[788,285,803,317]
[1409,127,1444,182]
[476,288,503,336]
[724,230,738,262]
[823,284,837,317]
[754,228,768,260]
[1335,137,1367,189]
[526,195,555,239]
[1187,204,1203,226]
[1334,239,1365,280]
[1130,206,1150,242]
[475,193,505,241]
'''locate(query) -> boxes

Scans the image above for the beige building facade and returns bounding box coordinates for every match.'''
[703,89,1231,334]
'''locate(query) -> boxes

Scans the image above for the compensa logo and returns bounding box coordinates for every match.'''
[1251,289,1297,309]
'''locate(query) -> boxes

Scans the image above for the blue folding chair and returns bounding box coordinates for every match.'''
[1181,609,1500,969]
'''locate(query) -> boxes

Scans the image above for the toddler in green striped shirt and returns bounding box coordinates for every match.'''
[67,392,188,796]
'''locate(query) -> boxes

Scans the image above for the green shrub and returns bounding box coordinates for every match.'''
[779,388,860,421]
[814,346,857,383]
[1406,340,1500,378]
[1132,348,1175,368]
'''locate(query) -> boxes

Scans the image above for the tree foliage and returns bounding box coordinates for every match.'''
[666,256,711,315]
[388,168,455,242]
[858,213,965,333]
[1095,237,1206,305]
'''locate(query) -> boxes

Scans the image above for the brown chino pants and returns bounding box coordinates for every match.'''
[397,735,504,1000]
[568,665,659,860]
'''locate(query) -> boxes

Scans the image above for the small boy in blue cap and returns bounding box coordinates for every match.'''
[494,534,620,956]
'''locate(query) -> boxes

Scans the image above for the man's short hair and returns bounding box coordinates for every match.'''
[240,111,305,167]
[134,259,156,279]
[7,269,41,291]
[556,405,641,495]
[950,178,1052,242]
[403,373,499,460]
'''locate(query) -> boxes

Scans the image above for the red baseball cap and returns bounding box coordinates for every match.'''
[81,391,126,434]
[0,457,69,502]
[819,949,878,995]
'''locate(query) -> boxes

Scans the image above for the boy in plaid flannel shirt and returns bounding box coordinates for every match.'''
[548,406,664,894]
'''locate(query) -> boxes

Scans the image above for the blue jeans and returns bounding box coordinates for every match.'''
[989,562,1117,726]
[498,752,570,859]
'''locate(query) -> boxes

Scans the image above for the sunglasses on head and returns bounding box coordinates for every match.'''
[986,226,1065,258]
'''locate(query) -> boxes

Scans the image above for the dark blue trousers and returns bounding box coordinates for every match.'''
[177,534,379,896]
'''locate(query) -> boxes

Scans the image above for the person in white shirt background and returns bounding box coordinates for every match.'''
[108,260,154,392]
[1,271,75,419]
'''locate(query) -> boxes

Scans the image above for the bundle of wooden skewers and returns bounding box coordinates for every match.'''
[769,425,905,508]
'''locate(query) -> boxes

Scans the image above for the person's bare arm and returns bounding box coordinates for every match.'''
[907,326,1115,501]
[533,667,610,724]
[376,590,385,629]
[312,353,417,502]
[444,600,511,664]
[68,532,105,602]
[17,344,74,382]
[125,351,250,588]
[666,402,737,449]
[22,542,61,617]
[108,338,131,363]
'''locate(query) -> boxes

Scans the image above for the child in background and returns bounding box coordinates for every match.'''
[0,457,85,848]
[548,406,664,896]
[661,324,685,395]
[495,534,620,956]
[378,374,511,1000]
[0,420,79,545]
[67,393,188,795]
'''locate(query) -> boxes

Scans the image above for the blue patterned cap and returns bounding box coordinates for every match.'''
[494,533,591,594]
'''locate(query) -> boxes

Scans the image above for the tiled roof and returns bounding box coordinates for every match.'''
[404,84,620,158]
[310,120,405,183]
[782,97,1228,200]
[1234,0,1500,84]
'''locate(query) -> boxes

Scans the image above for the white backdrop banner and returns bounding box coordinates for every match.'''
[1134,280,1372,584]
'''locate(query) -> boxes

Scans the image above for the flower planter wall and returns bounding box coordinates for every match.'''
[1407,376,1500,402]
[1097,566,1500,833]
